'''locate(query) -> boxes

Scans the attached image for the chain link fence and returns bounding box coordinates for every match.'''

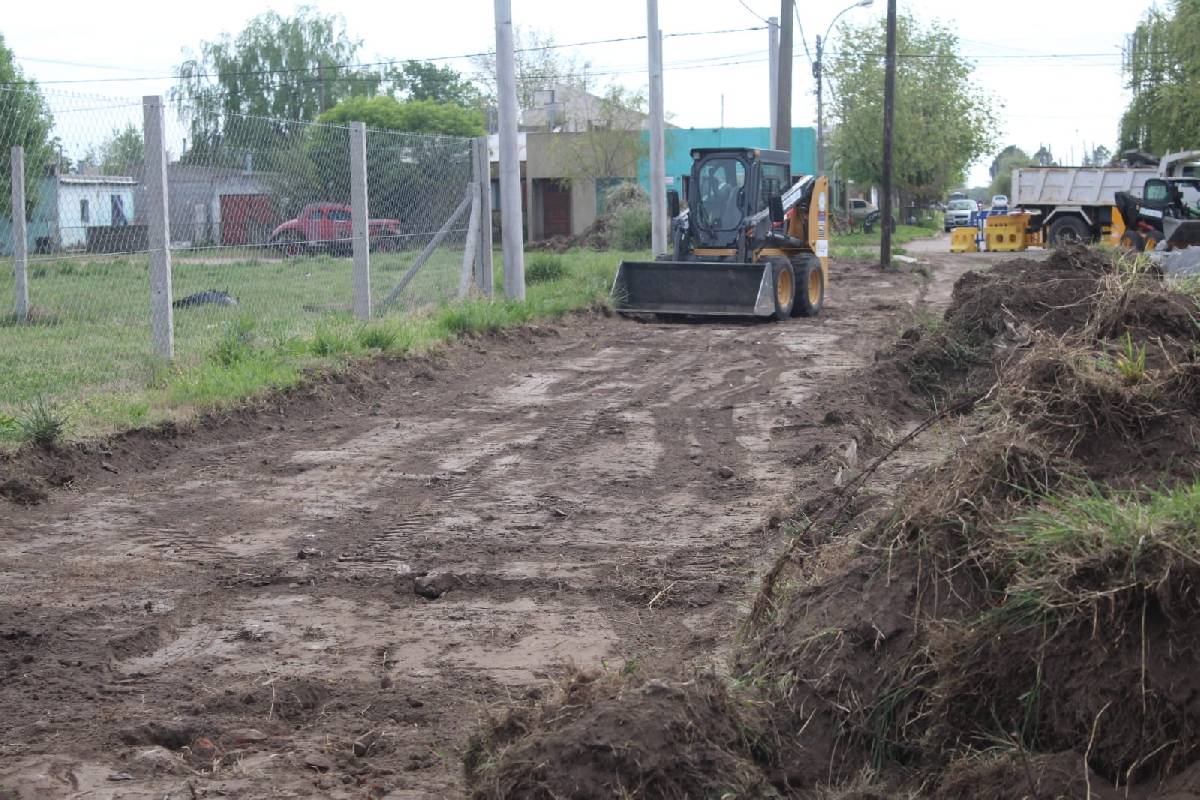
[1,87,490,425]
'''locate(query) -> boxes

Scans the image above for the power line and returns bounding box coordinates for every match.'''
[735,0,770,24]
[9,25,766,87]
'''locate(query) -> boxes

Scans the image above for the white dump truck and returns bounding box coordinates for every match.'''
[1012,151,1200,244]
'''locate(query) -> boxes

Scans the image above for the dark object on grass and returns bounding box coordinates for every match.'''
[173,290,238,309]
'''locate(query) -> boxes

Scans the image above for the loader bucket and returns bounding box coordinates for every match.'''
[1164,218,1200,250]
[611,260,775,317]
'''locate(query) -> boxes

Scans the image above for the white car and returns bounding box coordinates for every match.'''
[991,194,1009,210]
[944,198,976,231]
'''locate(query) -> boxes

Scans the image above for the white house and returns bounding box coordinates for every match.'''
[32,173,138,250]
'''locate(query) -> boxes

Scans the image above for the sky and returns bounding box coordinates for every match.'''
[3,0,1161,187]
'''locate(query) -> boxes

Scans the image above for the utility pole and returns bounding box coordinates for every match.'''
[774,0,793,153]
[647,0,667,255]
[494,0,525,299]
[768,16,779,146]
[814,35,824,175]
[879,0,897,270]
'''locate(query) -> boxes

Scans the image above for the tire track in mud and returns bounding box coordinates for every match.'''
[0,257,984,798]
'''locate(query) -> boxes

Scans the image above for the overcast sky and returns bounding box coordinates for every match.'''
[5,0,1158,187]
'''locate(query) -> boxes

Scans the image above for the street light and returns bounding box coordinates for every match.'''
[813,0,873,177]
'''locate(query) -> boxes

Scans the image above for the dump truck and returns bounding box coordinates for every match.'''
[612,147,828,320]
[1012,151,1200,245]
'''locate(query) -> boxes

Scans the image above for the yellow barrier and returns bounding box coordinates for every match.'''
[984,213,1030,252]
[950,226,978,253]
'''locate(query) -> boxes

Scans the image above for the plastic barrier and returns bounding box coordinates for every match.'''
[984,213,1030,252]
[950,227,979,253]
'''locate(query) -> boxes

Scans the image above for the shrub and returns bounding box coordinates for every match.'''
[614,207,652,250]
[16,396,70,446]
[526,254,567,284]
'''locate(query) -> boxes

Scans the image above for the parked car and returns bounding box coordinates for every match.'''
[849,197,877,229]
[944,198,976,231]
[990,194,1009,212]
[268,203,402,257]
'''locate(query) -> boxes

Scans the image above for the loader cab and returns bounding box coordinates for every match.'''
[687,148,791,249]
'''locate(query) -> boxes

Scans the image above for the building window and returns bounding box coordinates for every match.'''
[111,195,128,226]
[80,198,90,224]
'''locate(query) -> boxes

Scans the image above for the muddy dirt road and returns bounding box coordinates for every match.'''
[1,249,1005,798]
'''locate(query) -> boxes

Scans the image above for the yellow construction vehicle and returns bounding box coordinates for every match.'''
[612,147,829,319]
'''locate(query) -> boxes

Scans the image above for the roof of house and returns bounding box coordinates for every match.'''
[57,174,137,186]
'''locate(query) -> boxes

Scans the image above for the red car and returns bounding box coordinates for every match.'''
[268,203,402,256]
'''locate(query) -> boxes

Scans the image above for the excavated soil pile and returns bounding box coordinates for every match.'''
[465,248,1200,798]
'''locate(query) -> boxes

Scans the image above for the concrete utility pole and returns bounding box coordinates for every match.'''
[768,17,779,146]
[647,0,667,255]
[880,0,897,270]
[10,146,29,323]
[494,0,525,300]
[815,35,824,175]
[774,0,793,153]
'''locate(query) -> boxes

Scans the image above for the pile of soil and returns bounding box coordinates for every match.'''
[464,247,1200,798]
[528,182,650,253]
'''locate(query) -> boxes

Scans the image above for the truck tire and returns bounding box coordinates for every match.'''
[768,259,795,320]
[790,254,825,318]
[1047,215,1091,245]
[274,231,306,258]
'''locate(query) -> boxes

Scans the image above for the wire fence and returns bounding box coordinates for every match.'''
[0,87,489,421]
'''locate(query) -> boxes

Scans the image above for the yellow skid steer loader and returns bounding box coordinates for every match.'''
[612,147,829,319]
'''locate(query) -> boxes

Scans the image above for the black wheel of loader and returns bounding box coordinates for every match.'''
[790,254,825,318]
[767,259,795,320]
[1120,229,1146,252]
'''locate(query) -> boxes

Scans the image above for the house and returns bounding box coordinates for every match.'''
[131,163,278,247]
[637,127,818,198]
[487,85,649,240]
[5,171,141,253]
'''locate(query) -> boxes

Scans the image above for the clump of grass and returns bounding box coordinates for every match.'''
[526,253,567,284]
[437,301,530,336]
[308,324,359,357]
[1113,332,1147,385]
[355,323,402,352]
[16,395,70,446]
[210,317,256,366]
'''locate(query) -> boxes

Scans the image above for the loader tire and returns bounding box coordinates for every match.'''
[768,259,795,320]
[791,254,825,318]
[1120,229,1146,252]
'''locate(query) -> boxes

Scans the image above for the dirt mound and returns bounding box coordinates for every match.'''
[464,670,776,799]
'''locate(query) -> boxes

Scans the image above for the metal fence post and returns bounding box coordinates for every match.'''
[473,137,494,297]
[10,146,29,322]
[349,121,371,320]
[142,95,173,359]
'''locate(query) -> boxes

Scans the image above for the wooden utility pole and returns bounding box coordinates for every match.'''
[774,0,792,153]
[768,16,779,146]
[647,0,667,255]
[879,0,897,270]
[494,0,525,299]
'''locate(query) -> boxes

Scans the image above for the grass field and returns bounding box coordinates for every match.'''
[830,223,939,262]
[0,246,640,446]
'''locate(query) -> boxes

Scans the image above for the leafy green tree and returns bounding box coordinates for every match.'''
[827,14,997,204]
[548,86,647,184]
[0,34,57,217]
[987,145,1035,197]
[397,61,480,107]
[318,96,484,137]
[1120,0,1200,154]
[171,7,383,159]
[79,123,144,175]
[1032,145,1057,167]
[1082,144,1113,167]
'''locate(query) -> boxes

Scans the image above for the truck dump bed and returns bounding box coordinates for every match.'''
[1013,167,1156,208]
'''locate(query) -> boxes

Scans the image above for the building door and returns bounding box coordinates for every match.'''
[219,194,275,246]
[542,181,571,238]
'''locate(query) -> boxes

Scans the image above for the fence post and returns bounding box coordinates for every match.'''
[142,95,173,359]
[10,146,29,322]
[349,121,371,320]
[473,137,494,297]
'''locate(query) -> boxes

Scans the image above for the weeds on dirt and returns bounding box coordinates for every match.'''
[354,323,404,353]
[14,395,71,447]
[210,317,257,367]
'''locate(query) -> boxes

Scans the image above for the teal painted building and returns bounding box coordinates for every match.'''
[638,127,817,194]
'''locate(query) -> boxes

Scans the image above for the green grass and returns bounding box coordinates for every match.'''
[831,224,933,262]
[0,247,640,446]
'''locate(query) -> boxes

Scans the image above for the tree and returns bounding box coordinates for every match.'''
[1082,144,1113,167]
[987,145,1035,197]
[1120,0,1200,154]
[79,123,144,175]
[397,61,480,107]
[470,26,590,119]
[1033,145,1057,167]
[548,86,647,185]
[318,96,484,137]
[171,7,384,158]
[0,34,57,217]
[826,14,997,204]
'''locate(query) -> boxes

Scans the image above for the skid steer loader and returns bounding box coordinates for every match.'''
[612,147,829,319]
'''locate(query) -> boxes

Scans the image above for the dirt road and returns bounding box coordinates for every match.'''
[0,249,1000,798]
